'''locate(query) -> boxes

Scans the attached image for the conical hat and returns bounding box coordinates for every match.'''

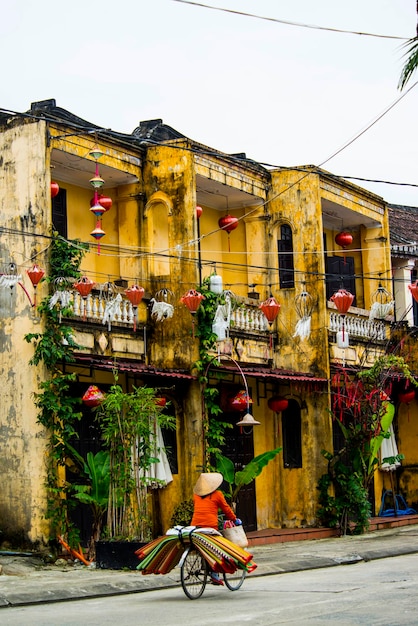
[193,472,223,496]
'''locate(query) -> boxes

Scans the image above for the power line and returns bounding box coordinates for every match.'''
[171,0,409,40]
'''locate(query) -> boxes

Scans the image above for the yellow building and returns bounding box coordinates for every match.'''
[0,99,416,549]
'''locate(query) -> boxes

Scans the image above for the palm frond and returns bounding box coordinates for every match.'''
[398,36,418,90]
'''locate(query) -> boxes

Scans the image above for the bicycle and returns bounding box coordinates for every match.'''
[180,543,246,600]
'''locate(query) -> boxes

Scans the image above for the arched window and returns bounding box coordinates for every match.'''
[278,224,294,288]
[282,399,302,468]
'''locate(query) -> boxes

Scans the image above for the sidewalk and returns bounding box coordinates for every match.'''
[1,523,418,608]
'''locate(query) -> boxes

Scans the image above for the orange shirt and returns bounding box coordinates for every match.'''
[191,490,236,530]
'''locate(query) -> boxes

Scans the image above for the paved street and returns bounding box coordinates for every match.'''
[2,554,418,625]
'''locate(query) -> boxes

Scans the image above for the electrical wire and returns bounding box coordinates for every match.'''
[171,0,409,40]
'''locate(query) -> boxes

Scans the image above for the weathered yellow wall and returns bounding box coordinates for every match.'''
[0,120,51,545]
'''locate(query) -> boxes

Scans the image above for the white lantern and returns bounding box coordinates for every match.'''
[210,274,223,295]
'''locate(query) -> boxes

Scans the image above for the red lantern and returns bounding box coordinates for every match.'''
[27,264,45,307]
[50,182,60,198]
[155,396,167,408]
[330,289,354,314]
[268,396,289,413]
[230,390,253,411]
[408,282,418,304]
[82,385,105,407]
[196,205,203,219]
[125,284,145,332]
[219,215,238,252]
[218,215,238,233]
[259,296,281,325]
[90,194,112,212]
[180,289,204,315]
[335,231,353,249]
[74,276,95,321]
[398,389,415,404]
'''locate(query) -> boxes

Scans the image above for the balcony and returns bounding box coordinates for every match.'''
[328,305,390,343]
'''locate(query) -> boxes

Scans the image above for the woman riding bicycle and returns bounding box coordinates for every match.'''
[191,472,238,585]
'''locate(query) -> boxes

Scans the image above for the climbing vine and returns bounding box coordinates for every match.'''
[25,233,88,546]
[194,276,233,466]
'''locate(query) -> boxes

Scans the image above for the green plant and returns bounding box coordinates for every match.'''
[71,449,111,560]
[170,499,194,527]
[95,381,175,541]
[317,355,418,535]
[215,447,282,505]
[194,276,233,465]
[24,233,88,547]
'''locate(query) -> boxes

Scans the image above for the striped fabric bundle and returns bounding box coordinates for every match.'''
[136,526,257,575]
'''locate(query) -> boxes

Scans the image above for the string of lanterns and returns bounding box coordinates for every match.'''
[88,145,112,254]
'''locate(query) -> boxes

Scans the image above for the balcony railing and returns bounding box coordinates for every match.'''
[69,290,136,328]
[230,303,269,334]
[329,309,389,342]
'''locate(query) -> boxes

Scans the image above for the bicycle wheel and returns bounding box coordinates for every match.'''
[223,568,246,591]
[180,548,208,599]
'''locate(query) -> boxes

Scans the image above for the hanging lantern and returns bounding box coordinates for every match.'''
[330,288,354,314]
[90,223,106,254]
[218,215,238,252]
[125,284,145,332]
[90,194,112,213]
[74,276,95,321]
[294,289,314,340]
[229,390,253,411]
[209,273,223,295]
[82,385,105,407]
[335,231,353,249]
[236,413,261,428]
[89,145,105,161]
[370,283,394,320]
[155,396,167,408]
[268,396,289,413]
[196,205,203,219]
[260,295,281,326]
[330,288,354,345]
[398,389,415,405]
[408,281,418,304]
[50,181,60,198]
[27,264,45,307]
[180,289,205,337]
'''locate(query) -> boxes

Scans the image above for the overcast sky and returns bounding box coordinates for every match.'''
[1,0,417,206]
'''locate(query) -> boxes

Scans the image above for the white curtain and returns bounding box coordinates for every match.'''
[143,422,173,488]
[379,424,401,472]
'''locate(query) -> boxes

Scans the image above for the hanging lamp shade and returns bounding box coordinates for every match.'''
[330,288,354,314]
[230,390,253,411]
[74,276,95,298]
[82,385,105,407]
[210,274,223,295]
[259,296,281,325]
[408,282,418,304]
[88,145,105,160]
[50,181,60,198]
[125,284,145,331]
[268,396,289,413]
[180,289,205,315]
[218,214,239,234]
[335,231,353,249]
[125,284,145,307]
[27,264,45,287]
[370,283,394,320]
[196,205,203,219]
[90,225,106,241]
[236,413,260,427]
[89,175,105,188]
[90,194,112,212]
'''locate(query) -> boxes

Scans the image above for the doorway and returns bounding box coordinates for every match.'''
[221,412,257,532]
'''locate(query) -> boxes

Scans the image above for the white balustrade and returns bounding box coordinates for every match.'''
[69,291,135,327]
[231,305,269,333]
[329,311,388,341]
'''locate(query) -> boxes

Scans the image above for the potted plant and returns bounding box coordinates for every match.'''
[94,380,174,568]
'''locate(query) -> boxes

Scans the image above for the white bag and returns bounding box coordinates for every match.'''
[222,521,248,548]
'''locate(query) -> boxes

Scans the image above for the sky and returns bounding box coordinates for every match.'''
[1,0,417,206]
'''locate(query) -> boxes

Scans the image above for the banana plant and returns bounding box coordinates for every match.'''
[216,447,282,504]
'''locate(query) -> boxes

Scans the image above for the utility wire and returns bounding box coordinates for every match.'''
[171,0,409,40]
